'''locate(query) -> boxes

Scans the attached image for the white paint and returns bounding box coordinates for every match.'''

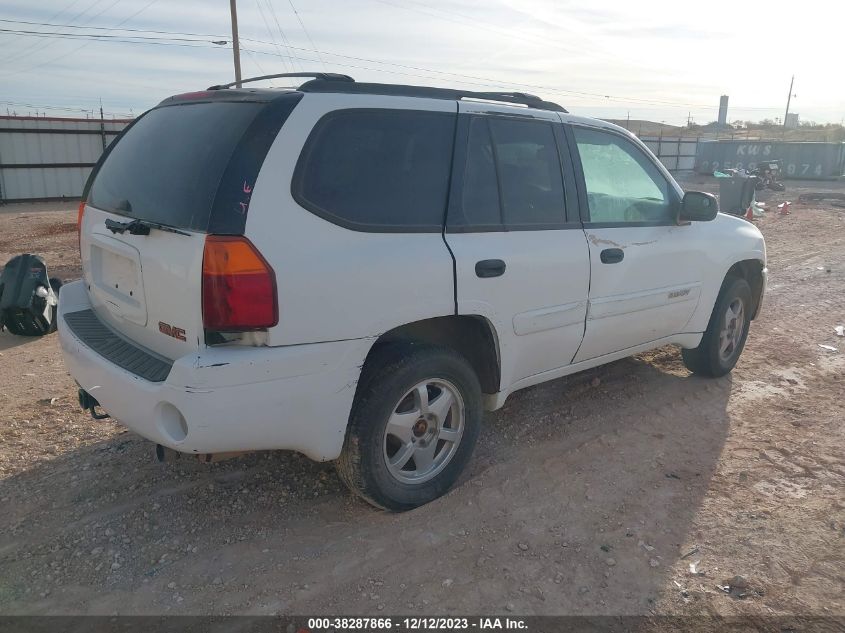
[61,93,767,465]
[80,205,206,360]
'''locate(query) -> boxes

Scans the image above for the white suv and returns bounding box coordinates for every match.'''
[59,72,766,510]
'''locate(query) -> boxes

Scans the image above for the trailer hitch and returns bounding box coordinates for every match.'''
[78,388,110,420]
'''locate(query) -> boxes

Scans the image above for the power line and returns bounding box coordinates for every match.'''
[254,0,293,73]
[0,16,226,39]
[287,0,325,70]
[0,0,121,66]
[0,99,132,118]
[0,0,160,78]
[0,26,787,112]
[0,0,91,64]
[264,0,302,71]
[0,28,212,43]
[0,18,798,113]
[368,0,622,66]
[242,47,273,84]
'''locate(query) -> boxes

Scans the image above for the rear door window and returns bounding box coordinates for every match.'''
[490,118,566,227]
[450,116,567,230]
[88,101,268,232]
[293,109,456,232]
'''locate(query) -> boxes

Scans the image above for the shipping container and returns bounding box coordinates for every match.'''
[695,140,845,180]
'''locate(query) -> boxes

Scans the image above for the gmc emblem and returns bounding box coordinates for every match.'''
[158,321,187,341]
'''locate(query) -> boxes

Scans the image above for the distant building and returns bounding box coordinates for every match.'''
[785,112,800,129]
[718,95,729,126]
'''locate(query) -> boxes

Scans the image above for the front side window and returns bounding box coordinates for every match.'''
[574,127,674,224]
[452,116,566,230]
[294,109,456,231]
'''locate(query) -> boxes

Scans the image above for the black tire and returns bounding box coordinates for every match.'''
[336,343,482,511]
[47,278,63,333]
[682,276,752,377]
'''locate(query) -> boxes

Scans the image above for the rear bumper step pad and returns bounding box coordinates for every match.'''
[63,309,173,382]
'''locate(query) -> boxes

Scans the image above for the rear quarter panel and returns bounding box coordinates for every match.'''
[244,93,457,346]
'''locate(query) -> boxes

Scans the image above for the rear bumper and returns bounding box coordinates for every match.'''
[57,280,373,461]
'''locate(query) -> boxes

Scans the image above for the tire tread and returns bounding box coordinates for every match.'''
[336,343,481,511]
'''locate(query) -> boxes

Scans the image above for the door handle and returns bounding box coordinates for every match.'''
[600,248,624,264]
[475,259,506,278]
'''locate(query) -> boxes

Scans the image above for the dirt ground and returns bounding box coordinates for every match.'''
[0,179,843,618]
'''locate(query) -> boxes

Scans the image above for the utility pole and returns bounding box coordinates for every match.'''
[229,0,242,88]
[783,74,794,129]
[99,99,107,151]
[625,111,630,130]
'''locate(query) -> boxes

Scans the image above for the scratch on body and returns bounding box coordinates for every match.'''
[588,234,625,248]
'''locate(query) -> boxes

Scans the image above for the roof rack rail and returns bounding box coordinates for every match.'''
[298,80,567,112]
[208,72,354,90]
[460,91,565,111]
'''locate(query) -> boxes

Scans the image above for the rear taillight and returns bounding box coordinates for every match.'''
[202,236,277,331]
[77,200,85,251]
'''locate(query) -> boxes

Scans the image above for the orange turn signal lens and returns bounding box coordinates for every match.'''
[201,236,277,331]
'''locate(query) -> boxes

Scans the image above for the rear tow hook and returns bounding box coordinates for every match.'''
[78,388,110,420]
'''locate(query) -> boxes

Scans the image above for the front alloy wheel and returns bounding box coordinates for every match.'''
[682,276,752,377]
[718,297,745,362]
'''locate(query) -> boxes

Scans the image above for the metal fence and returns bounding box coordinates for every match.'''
[0,115,132,203]
[3,115,842,203]
[639,136,700,171]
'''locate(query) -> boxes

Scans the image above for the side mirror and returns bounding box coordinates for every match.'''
[679,191,718,223]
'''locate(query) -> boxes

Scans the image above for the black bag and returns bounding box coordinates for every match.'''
[0,254,63,337]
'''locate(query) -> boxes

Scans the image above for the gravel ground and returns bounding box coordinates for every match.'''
[0,181,843,617]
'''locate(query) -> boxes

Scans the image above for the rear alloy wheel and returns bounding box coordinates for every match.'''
[383,379,465,485]
[682,276,752,377]
[336,344,482,511]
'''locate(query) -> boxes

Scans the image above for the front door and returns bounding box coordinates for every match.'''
[568,125,705,362]
[445,103,590,389]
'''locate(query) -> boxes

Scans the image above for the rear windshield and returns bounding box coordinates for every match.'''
[88,102,265,232]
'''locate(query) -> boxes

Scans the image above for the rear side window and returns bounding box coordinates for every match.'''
[293,109,456,231]
[450,116,567,230]
[88,102,268,232]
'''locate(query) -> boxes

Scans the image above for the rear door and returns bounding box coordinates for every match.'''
[567,124,705,362]
[80,94,300,360]
[445,103,590,389]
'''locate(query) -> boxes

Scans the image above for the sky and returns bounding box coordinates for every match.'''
[1,0,843,125]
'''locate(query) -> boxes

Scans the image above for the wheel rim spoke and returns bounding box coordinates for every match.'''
[389,441,416,470]
[718,298,745,361]
[412,441,438,472]
[414,384,430,416]
[386,411,417,444]
[428,389,454,425]
[383,378,466,484]
[438,427,461,443]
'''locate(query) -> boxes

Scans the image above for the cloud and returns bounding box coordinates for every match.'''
[0,0,842,124]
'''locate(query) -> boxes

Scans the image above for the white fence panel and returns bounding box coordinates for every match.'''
[0,115,131,202]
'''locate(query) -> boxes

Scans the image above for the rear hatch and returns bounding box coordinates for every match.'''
[79,91,302,360]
